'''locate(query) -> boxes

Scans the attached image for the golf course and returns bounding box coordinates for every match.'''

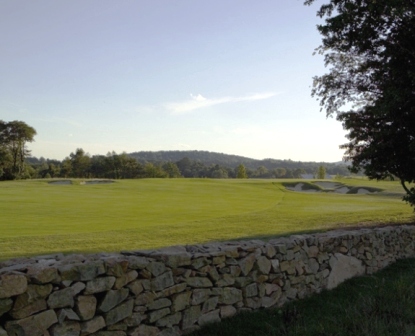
[0,177,412,261]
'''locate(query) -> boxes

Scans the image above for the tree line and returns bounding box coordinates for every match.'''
[25,148,336,180]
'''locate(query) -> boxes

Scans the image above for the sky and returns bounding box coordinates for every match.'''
[0,0,348,162]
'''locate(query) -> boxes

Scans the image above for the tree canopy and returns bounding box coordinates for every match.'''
[0,120,37,180]
[305,0,415,206]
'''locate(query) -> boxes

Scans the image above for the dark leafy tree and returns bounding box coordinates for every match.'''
[0,120,37,180]
[305,0,415,206]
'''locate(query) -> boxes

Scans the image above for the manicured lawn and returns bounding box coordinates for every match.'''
[0,178,412,260]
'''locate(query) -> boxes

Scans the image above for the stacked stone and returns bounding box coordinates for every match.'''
[0,225,415,336]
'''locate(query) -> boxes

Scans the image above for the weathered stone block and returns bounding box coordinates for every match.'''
[130,324,160,336]
[80,316,106,335]
[27,266,60,284]
[59,261,106,281]
[114,270,138,290]
[151,271,174,292]
[186,277,213,288]
[147,298,172,310]
[220,305,237,319]
[47,287,74,309]
[75,295,97,321]
[202,296,218,313]
[255,256,271,275]
[219,288,242,305]
[191,289,211,306]
[148,307,171,323]
[84,276,116,294]
[182,305,201,330]
[146,262,166,277]
[155,312,182,327]
[172,291,191,312]
[98,288,129,313]
[10,299,47,319]
[105,299,134,326]
[0,274,27,299]
[198,309,220,327]
[0,298,12,317]
[327,253,365,289]
[49,321,80,336]
[5,309,58,336]
[238,253,256,276]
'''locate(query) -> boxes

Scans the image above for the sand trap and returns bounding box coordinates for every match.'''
[357,188,370,194]
[334,187,350,194]
[83,180,114,185]
[48,180,71,185]
[286,183,318,193]
[314,181,339,189]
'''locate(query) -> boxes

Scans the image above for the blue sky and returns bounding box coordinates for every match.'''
[0,0,347,162]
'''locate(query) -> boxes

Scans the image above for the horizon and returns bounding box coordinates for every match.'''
[1,0,348,162]
[30,148,346,164]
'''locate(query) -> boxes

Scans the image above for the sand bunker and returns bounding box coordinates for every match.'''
[285,183,319,193]
[285,182,378,195]
[314,181,340,189]
[83,180,114,185]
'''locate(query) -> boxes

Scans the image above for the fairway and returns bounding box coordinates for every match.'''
[0,178,413,260]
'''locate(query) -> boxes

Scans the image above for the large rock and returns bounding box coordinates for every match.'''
[198,309,220,327]
[151,271,174,292]
[80,316,106,335]
[105,299,134,326]
[219,288,242,305]
[9,299,47,319]
[75,295,97,321]
[49,321,81,336]
[0,298,13,317]
[47,287,74,309]
[5,309,58,336]
[98,288,129,313]
[59,261,106,281]
[84,276,116,294]
[327,253,365,289]
[0,274,27,299]
[186,277,212,288]
[238,254,256,276]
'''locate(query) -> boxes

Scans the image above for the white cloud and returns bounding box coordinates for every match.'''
[164,92,278,115]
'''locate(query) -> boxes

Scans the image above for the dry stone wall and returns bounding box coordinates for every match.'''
[1,225,415,336]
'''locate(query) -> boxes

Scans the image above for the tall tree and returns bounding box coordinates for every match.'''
[305,0,415,206]
[236,164,248,179]
[316,166,326,179]
[0,120,37,180]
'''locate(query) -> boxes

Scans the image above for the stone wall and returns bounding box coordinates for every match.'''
[1,225,415,336]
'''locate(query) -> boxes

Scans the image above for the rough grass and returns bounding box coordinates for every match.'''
[191,258,415,336]
[0,178,413,260]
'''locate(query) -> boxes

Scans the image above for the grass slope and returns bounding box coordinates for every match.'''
[0,178,412,260]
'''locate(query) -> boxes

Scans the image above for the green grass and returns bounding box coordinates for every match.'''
[0,178,413,260]
[191,258,415,336]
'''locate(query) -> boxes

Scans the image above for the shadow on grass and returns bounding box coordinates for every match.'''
[191,258,415,336]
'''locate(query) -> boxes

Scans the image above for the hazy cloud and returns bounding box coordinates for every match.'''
[164,92,278,115]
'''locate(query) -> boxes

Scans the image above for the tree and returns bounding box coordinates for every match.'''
[69,148,91,178]
[305,0,415,206]
[316,166,326,179]
[236,164,248,179]
[0,120,37,180]
[162,162,182,178]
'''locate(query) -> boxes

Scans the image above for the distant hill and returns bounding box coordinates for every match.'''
[128,150,350,175]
